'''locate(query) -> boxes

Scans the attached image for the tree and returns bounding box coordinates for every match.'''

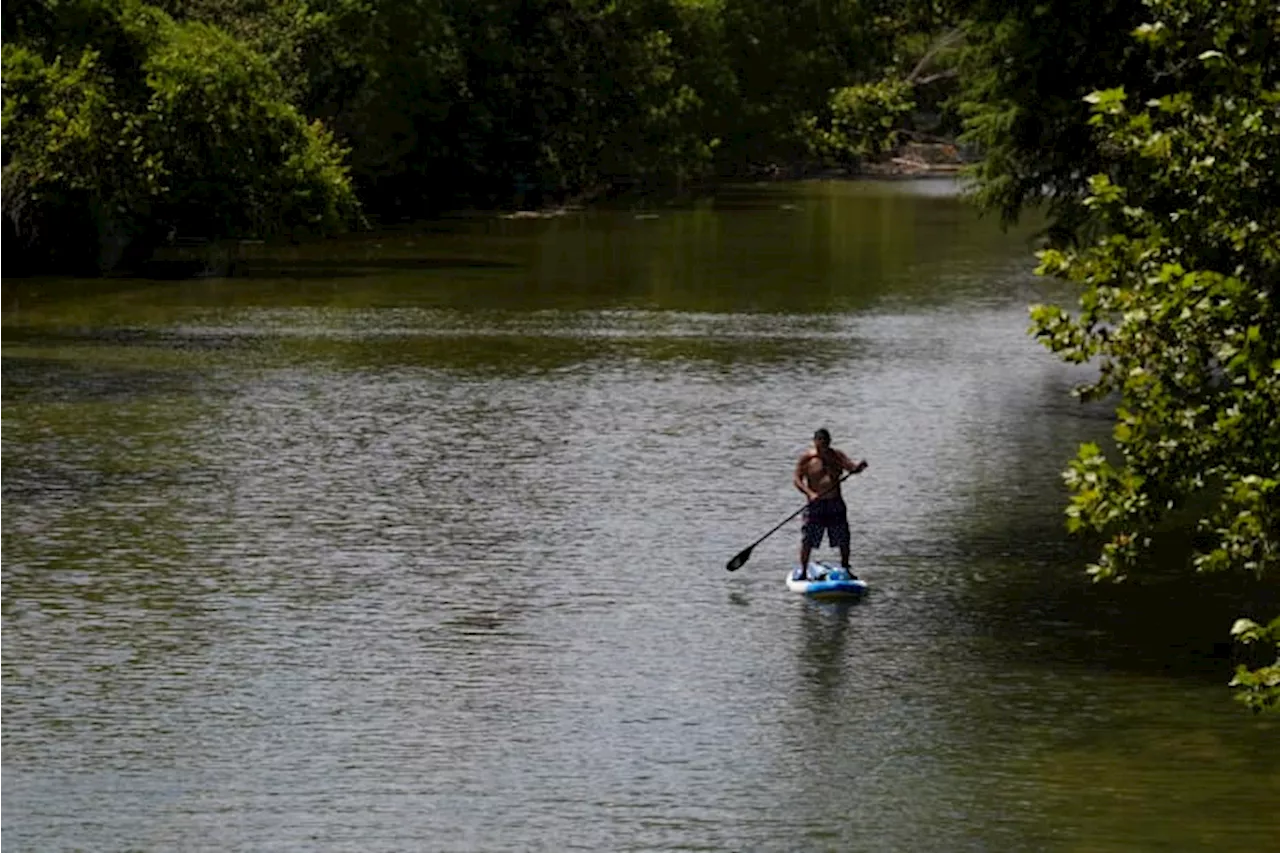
[956,0,1152,240]
[1025,0,1280,711]
[801,79,916,166]
[2,0,358,273]
[155,0,464,216]
[268,0,962,203]
[716,0,891,170]
[790,4,965,173]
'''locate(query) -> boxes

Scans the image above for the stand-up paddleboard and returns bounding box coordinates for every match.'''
[786,561,868,601]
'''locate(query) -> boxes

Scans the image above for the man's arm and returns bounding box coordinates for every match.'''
[836,449,868,474]
[794,453,817,501]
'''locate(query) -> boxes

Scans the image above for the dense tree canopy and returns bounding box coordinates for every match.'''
[3,0,965,269]
[954,0,1152,238]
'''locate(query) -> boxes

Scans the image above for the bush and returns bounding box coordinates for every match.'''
[802,79,916,165]
[1,1,357,274]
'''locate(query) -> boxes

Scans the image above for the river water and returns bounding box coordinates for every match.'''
[3,179,1276,851]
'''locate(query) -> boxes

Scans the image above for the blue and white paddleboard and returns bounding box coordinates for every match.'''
[786,561,868,601]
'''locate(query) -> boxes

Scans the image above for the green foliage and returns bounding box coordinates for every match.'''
[955,0,1151,238]
[156,0,463,212]
[596,0,735,188]
[1231,616,1280,713]
[141,18,357,236]
[2,38,156,272]
[2,0,357,272]
[166,0,729,209]
[803,79,916,164]
[595,21,719,189]
[426,0,731,203]
[4,0,963,264]
[715,0,900,167]
[1026,0,1280,711]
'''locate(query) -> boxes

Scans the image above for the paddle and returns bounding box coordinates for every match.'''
[725,467,860,572]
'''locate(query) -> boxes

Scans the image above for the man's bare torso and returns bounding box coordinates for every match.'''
[798,448,850,500]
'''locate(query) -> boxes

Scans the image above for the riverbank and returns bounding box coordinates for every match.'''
[8,151,971,279]
[493,146,969,221]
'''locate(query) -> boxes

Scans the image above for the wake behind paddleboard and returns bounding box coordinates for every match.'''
[786,561,868,601]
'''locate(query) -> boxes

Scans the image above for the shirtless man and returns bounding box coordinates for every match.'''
[794,428,867,578]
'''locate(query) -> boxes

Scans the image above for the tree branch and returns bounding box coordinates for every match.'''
[913,68,960,86]
[906,27,965,85]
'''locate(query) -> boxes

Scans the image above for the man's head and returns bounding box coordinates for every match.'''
[813,428,832,449]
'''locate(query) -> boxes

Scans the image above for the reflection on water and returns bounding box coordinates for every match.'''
[4,179,1277,852]
[795,600,860,710]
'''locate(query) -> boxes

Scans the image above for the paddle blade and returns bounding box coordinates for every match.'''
[725,545,753,572]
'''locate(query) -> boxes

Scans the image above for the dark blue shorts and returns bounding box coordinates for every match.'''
[802,497,850,549]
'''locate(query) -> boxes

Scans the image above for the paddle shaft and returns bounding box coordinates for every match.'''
[726,468,856,571]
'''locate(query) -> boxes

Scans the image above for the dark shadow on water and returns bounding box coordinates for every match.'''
[2,275,195,308]
[948,520,1280,686]
[3,326,253,352]
[120,255,523,281]
[222,256,522,280]
[5,254,522,283]
[1,460,184,505]
[1,355,209,404]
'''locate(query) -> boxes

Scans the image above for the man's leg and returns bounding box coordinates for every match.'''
[799,509,818,580]
[836,503,855,577]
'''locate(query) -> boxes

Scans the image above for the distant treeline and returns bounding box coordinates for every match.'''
[2,0,963,273]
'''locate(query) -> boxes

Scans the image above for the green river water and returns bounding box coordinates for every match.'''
[3,179,1277,851]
